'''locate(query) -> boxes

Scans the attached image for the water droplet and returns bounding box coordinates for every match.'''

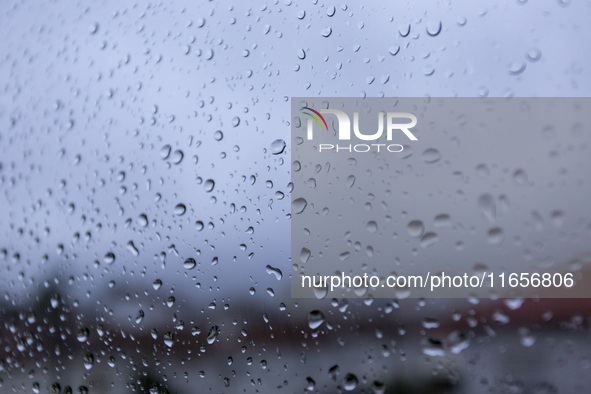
[447,331,470,354]
[292,198,308,214]
[50,293,60,309]
[77,328,89,342]
[426,21,442,36]
[550,210,565,227]
[265,264,283,280]
[171,150,184,164]
[232,116,240,127]
[478,194,496,222]
[300,247,311,263]
[399,24,410,37]
[214,130,223,141]
[174,204,186,216]
[476,163,490,177]
[313,287,328,300]
[127,241,139,256]
[509,61,526,75]
[297,10,306,20]
[307,310,325,329]
[166,296,175,307]
[557,0,571,7]
[487,227,504,245]
[420,232,439,248]
[504,298,525,310]
[204,179,215,192]
[103,252,115,265]
[160,144,172,159]
[422,337,446,356]
[183,258,197,270]
[518,327,536,347]
[153,279,162,290]
[342,373,359,391]
[526,47,542,62]
[207,325,220,344]
[270,139,286,154]
[321,27,332,37]
[513,169,528,185]
[388,45,400,56]
[407,220,425,237]
[422,148,441,163]
[493,309,510,324]
[89,23,99,35]
[138,214,148,227]
[164,332,174,347]
[297,48,306,60]
[135,310,144,324]
[422,317,440,329]
[83,353,94,370]
[434,214,451,227]
[366,220,378,233]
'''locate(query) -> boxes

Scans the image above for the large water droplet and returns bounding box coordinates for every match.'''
[265,264,283,280]
[207,325,220,344]
[300,247,311,263]
[342,373,359,391]
[422,337,446,356]
[135,310,144,324]
[103,252,115,265]
[270,139,286,154]
[138,214,148,227]
[426,21,442,36]
[447,331,470,354]
[509,61,526,75]
[83,353,94,370]
[407,220,425,237]
[174,204,186,216]
[292,198,308,214]
[321,27,332,37]
[420,232,439,248]
[164,332,174,347]
[183,258,197,270]
[171,150,184,165]
[77,328,89,342]
[422,148,441,163]
[204,179,215,192]
[160,145,171,159]
[307,310,325,329]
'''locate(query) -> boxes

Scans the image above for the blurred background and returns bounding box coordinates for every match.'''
[1,0,590,392]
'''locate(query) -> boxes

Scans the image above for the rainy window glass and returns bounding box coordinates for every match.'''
[1,1,590,393]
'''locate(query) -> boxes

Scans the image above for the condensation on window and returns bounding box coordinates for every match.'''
[1,0,590,393]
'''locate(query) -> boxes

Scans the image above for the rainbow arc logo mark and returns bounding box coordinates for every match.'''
[302,107,328,130]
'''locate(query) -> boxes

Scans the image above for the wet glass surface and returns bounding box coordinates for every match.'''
[1,0,590,392]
